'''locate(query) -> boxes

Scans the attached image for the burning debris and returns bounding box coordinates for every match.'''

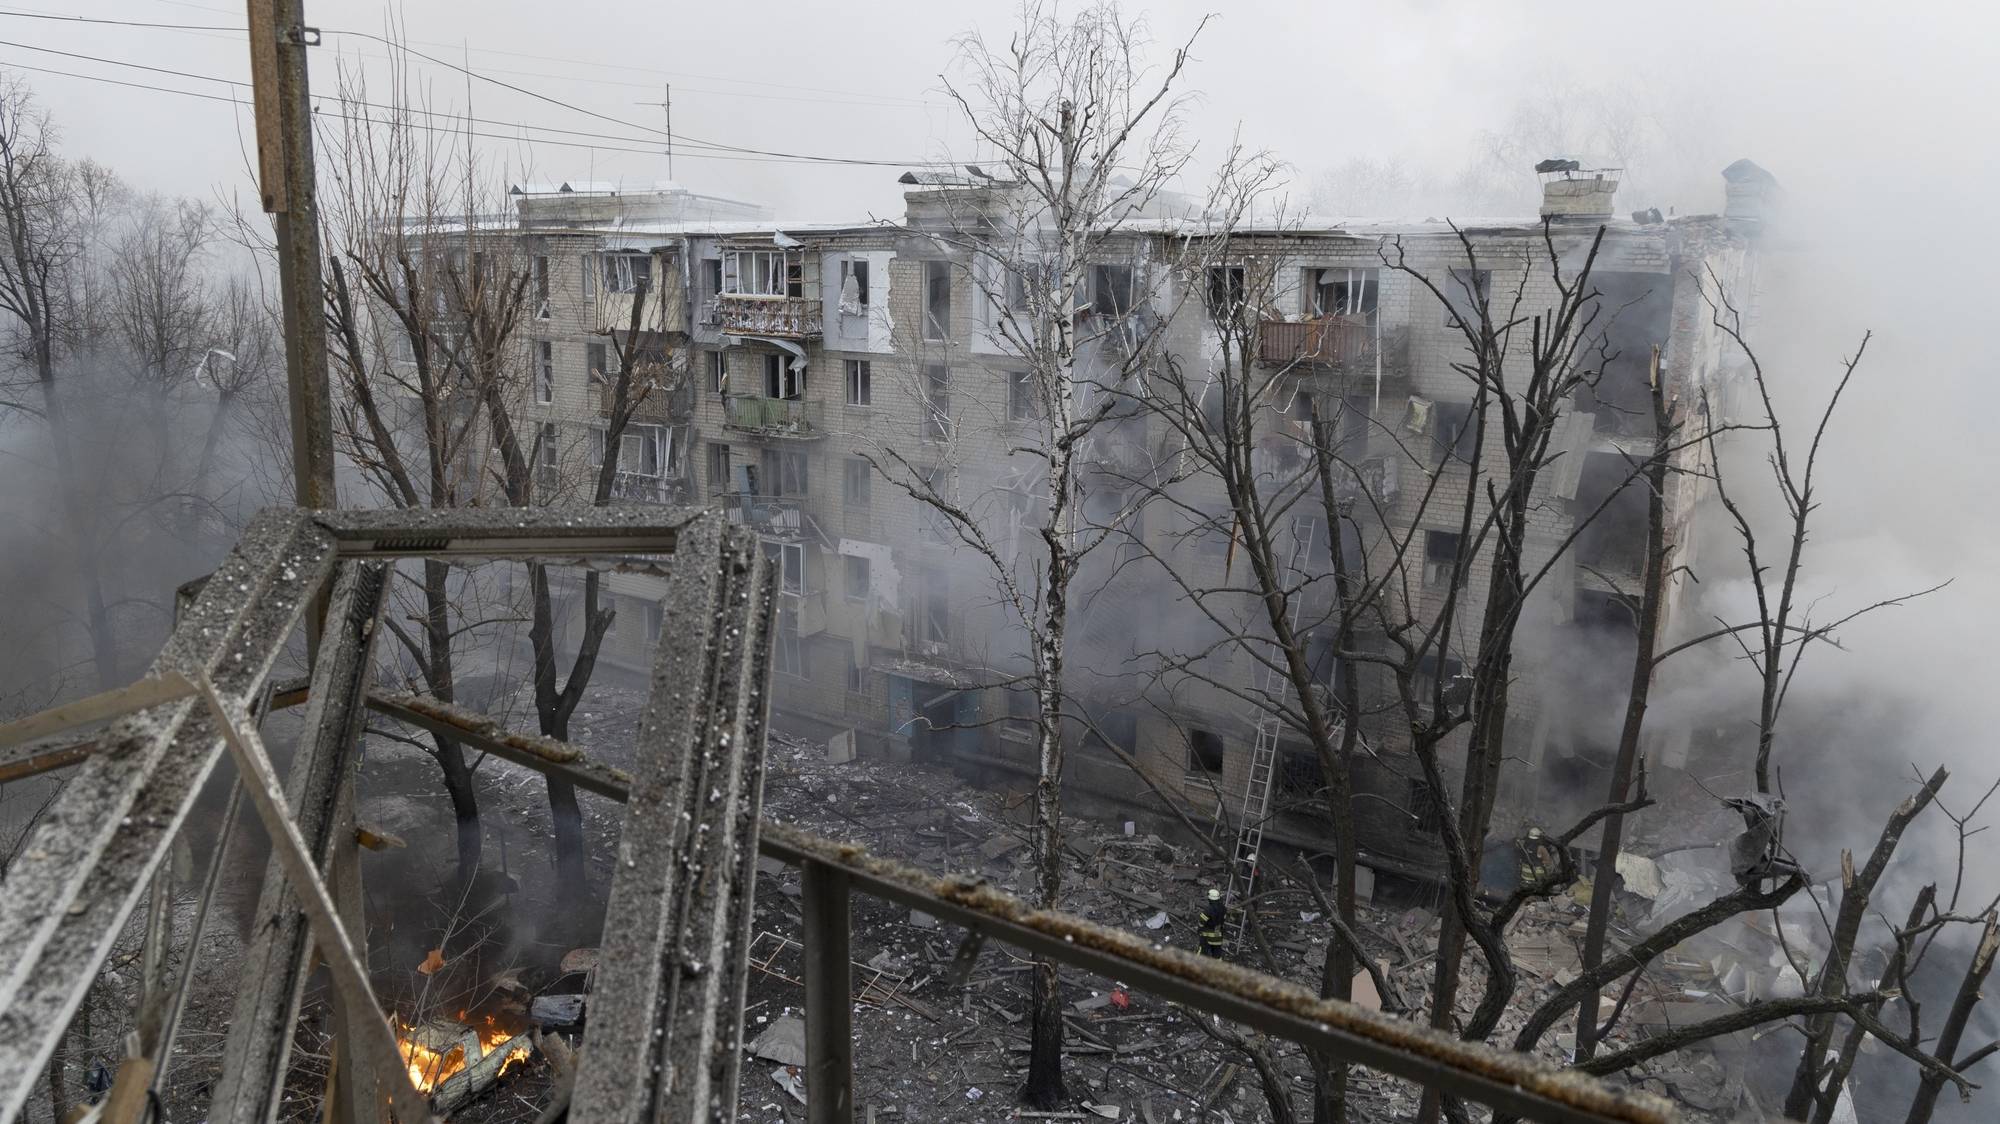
[396,1009,535,1111]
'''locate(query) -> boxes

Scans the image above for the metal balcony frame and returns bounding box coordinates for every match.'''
[0,506,1676,1124]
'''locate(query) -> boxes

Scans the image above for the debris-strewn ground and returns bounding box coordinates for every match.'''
[107,676,1788,1124]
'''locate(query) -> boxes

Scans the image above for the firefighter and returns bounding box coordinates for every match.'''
[1518,825,1559,886]
[1198,888,1228,958]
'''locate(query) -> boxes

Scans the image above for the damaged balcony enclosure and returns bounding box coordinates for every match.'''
[0,505,1685,1124]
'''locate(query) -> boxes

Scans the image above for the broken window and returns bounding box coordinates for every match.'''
[587,342,609,384]
[1091,263,1136,318]
[840,258,870,310]
[924,260,952,340]
[708,351,727,394]
[844,554,870,601]
[763,353,801,400]
[587,423,607,468]
[917,569,950,646]
[1442,267,1491,329]
[532,254,551,318]
[724,249,789,297]
[1307,267,1377,319]
[923,364,951,441]
[1424,530,1461,587]
[1432,401,1476,466]
[1277,750,1320,801]
[845,360,872,406]
[843,457,871,508]
[604,252,651,295]
[702,257,723,296]
[762,540,805,595]
[1207,265,1246,321]
[619,424,667,478]
[1187,728,1225,775]
[535,341,554,404]
[706,442,731,493]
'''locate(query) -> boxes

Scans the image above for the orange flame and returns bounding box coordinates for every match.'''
[395,1011,532,1095]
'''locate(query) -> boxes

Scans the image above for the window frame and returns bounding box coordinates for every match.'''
[604,252,652,295]
[923,363,951,442]
[535,340,554,404]
[923,259,952,341]
[843,457,872,508]
[845,359,872,407]
[844,554,870,602]
[840,257,871,308]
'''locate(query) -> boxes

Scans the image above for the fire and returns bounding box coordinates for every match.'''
[395,1010,532,1095]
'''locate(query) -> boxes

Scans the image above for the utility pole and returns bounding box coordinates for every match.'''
[244,11,387,1121]
[246,0,336,513]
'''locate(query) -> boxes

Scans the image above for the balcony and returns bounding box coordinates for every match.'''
[715,492,809,539]
[723,395,823,439]
[608,471,681,506]
[710,294,822,339]
[1259,315,1378,369]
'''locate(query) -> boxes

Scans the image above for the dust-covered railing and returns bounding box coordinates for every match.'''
[0,507,1677,1124]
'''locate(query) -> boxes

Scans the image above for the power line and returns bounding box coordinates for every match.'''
[0,56,931,168]
[0,9,941,106]
[0,10,950,166]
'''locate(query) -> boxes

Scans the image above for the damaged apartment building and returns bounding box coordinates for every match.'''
[488,160,1779,898]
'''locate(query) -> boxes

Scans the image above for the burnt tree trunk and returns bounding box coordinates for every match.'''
[1903,914,2000,1124]
[1576,350,1671,1060]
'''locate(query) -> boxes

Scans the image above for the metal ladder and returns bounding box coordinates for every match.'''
[1223,513,1319,948]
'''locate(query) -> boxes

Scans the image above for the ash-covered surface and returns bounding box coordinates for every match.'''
[110,674,1766,1124]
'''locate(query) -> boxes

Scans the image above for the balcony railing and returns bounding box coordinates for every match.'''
[723,395,823,438]
[710,294,822,338]
[1259,314,1377,368]
[608,471,680,505]
[714,491,807,538]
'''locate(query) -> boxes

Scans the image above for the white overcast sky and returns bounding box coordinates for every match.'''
[9,0,2000,788]
[7,0,1992,224]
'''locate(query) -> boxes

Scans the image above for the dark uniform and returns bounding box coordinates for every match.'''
[1199,895,1228,958]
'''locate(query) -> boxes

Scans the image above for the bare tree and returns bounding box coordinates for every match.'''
[860,3,1210,1107]
[0,77,121,690]
[316,63,529,890]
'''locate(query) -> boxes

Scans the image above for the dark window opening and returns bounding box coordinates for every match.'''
[1091,263,1136,317]
[1277,750,1321,800]
[924,260,952,340]
[1308,267,1378,319]
[1432,401,1476,465]
[1188,728,1225,774]
[841,258,871,308]
[1424,530,1461,587]
[1207,266,1246,321]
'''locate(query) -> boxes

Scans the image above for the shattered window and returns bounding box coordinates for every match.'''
[924,260,953,340]
[1187,728,1225,775]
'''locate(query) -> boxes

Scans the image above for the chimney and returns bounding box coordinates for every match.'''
[1536,158,1620,221]
[1722,159,1781,228]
